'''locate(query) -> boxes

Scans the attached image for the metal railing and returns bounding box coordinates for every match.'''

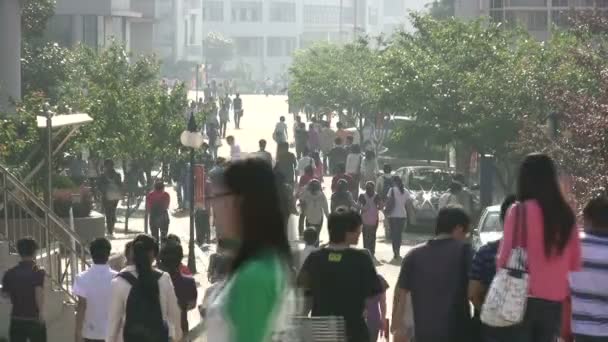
[0,164,90,302]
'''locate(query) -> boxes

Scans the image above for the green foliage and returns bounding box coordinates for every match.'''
[21,0,55,40]
[22,42,75,101]
[426,0,454,19]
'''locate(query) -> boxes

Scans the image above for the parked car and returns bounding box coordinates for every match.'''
[471,205,503,250]
[394,166,453,228]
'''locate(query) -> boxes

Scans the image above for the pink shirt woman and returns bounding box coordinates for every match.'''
[498,199,581,301]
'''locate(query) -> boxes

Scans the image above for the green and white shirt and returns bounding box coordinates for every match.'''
[206,251,293,342]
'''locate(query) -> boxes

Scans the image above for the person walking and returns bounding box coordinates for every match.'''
[331,179,358,212]
[311,151,324,181]
[273,116,289,144]
[375,164,393,239]
[385,175,411,261]
[159,242,198,334]
[226,136,241,160]
[98,159,123,237]
[360,150,379,188]
[1,238,47,342]
[297,208,383,342]
[297,165,315,236]
[570,196,608,342]
[438,181,474,217]
[331,163,354,194]
[319,122,336,174]
[205,158,295,342]
[255,139,273,165]
[295,122,308,159]
[219,97,230,138]
[345,144,363,197]
[359,181,381,257]
[233,93,243,129]
[488,153,581,342]
[74,238,116,342]
[293,115,302,145]
[300,179,330,243]
[307,122,321,153]
[328,137,348,175]
[274,141,297,186]
[146,180,171,244]
[206,120,220,160]
[336,121,351,144]
[107,234,182,342]
[391,207,474,342]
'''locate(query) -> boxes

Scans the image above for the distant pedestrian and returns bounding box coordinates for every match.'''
[274,141,297,185]
[206,121,220,159]
[329,137,348,175]
[360,150,379,188]
[107,234,182,342]
[438,180,474,217]
[297,165,316,235]
[297,208,383,342]
[385,175,411,261]
[376,164,394,238]
[570,196,608,342]
[295,122,308,159]
[99,159,123,237]
[273,116,289,144]
[226,135,241,160]
[308,122,321,152]
[331,179,358,212]
[300,179,330,242]
[489,153,580,342]
[346,144,363,197]
[1,238,47,342]
[345,135,355,152]
[219,98,230,138]
[74,237,116,342]
[311,151,324,181]
[297,148,314,181]
[255,139,273,165]
[199,142,215,172]
[293,115,302,145]
[391,207,474,342]
[146,180,171,244]
[331,163,354,194]
[359,181,381,256]
[336,121,351,144]
[159,242,198,334]
[319,122,336,173]
[233,93,243,129]
[205,159,295,342]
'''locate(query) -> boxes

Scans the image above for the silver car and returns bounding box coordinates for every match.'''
[471,205,503,250]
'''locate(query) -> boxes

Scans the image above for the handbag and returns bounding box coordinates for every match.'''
[480,204,528,327]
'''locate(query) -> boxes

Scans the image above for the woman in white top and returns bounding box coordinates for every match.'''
[106,234,182,342]
[385,175,410,261]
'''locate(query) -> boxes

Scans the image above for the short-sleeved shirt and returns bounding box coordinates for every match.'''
[73,264,117,339]
[298,247,382,342]
[398,238,473,342]
[1,260,45,319]
[470,240,500,287]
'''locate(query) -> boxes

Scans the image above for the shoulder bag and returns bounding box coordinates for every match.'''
[480,204,528,327]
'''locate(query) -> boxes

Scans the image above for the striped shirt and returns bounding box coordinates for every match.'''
[570,233,608,337]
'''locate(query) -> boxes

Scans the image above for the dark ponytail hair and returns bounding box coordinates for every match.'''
[392,175,405,194]
[132,234,160,299]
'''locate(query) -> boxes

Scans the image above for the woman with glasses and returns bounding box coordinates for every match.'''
[205,158,294,342]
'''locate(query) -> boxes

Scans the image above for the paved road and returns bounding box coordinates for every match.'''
[111,93,431,338]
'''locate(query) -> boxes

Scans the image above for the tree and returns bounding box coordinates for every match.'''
[203,32,234,77]
[426,0,454,19]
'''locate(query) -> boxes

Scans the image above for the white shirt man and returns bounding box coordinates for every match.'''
[73,263,117,341]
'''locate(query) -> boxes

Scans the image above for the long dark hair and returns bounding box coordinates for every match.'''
[132,234,160,299]
[517,153,575,256]
[222,158,292,272]
[392,175,405,194]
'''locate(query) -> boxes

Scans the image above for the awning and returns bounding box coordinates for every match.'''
[36,113,93,128]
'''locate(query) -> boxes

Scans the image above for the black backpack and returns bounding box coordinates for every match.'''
[118,271,169,342]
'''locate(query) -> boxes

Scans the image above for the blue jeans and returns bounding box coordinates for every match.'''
[482,298,562,342]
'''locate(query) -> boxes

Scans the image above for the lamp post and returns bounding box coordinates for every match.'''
[180,113,203,273]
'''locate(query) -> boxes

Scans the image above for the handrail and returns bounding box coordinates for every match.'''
[0,163,91,301]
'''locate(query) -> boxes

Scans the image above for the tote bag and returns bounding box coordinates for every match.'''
[480,204,528,327]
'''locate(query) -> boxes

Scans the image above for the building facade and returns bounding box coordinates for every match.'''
[456,0,608,40]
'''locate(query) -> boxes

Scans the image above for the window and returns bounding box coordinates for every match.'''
[231,1,262,22]
[112,17,125,41]
[489,9,504,22]
[552,10,570,28]
[234,36,263,56]
[267,36,297,57]
[552,0,569,6]
[509,0,546,5]
[506,10,547,31]
[490,0,504,8]
[189,14,197,44]
[383,0,404,16]
[368,7,378,25]
[270,2,296,22]
[303,5,353,24]
[204,1,224,21]
[575,0,595,6]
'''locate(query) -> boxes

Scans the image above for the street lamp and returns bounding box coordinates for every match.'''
[180,113,204,273]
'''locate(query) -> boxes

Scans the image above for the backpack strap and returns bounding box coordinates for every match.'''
[117,271,138,286]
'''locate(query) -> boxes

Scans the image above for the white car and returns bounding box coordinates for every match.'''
[471,205,503,250]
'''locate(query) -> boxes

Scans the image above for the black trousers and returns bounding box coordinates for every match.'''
[220,121,228,138]
[103,199,119,235]
[150,214,169,244]
[9,319,46,342]
[575,335,608,342]
[482,298,562,342]
[362,224,378,256]
[306,218,323,247]
[388,217,406,258]
[195,209,211,244]
[234,110,242,128]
